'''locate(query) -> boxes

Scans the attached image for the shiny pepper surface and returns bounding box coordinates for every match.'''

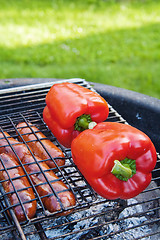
[71,122,157,199]
[43,82,109,148]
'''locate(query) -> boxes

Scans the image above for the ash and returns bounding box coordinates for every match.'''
[43,197,159,240]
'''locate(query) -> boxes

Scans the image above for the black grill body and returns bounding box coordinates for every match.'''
[0,79,159,240]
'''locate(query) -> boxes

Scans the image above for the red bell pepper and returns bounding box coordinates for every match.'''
[43,82,109,148]
[71,122,157,199]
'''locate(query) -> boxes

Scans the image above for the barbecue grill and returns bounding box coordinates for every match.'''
[0,78,159,240]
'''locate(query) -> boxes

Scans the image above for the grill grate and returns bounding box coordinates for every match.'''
[0,79,159,240]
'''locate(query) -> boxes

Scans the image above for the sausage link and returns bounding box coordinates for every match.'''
[16,122,65,169]
[0,131,30,161]
[22,154,76,213]
[0,131,76,214]
[0,153,37,222]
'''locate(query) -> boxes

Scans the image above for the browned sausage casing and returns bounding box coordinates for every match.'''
[16,122,65,169]
[0,132,29,161]
[22,154,76,213]
[0,131,76,214]
[0,153,37,222]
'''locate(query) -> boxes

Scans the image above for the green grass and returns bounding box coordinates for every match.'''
[0,0,160,98]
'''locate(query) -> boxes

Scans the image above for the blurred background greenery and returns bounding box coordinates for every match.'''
[0,0,160,98]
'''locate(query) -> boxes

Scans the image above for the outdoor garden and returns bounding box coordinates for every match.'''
[0,0,160,98]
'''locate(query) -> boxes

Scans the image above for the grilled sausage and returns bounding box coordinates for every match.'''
[16,122,65,169]
[0,131,29,161]
[0,131,76,214]
[0,153,37,222]
[22,154,76,213]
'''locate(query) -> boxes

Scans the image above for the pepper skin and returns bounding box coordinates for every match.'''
[71,122,157,200]
[43,82,109,148]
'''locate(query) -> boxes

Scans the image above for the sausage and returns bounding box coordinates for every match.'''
[0,131,76,213]
[16,122,65,169]
[0,131,30,161]
[22,154,76,213]
[0,131,76,214]
[0,153,37,222]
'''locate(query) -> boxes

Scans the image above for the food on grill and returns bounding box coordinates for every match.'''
[43,82,109,148]
[0,131,76,214]
[16,122,65,169]
[0,153,37,222]
[71,122,157,200]
[0,132,29,161]
[22,154,76,213]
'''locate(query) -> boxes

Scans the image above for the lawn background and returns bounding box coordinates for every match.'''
[0,0,160,99]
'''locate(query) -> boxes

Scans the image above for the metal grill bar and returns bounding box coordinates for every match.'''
[0,110,105,227]
[0,126,48,216]
[9,119,71,213]
[0,79,159,240]
[22,196,160,240]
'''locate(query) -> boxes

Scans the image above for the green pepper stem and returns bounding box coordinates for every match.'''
[74,114,97,131]
[111,160,132,179]
[78,117,89,129]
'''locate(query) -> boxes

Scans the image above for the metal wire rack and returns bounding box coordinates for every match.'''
[0,79,159,240]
